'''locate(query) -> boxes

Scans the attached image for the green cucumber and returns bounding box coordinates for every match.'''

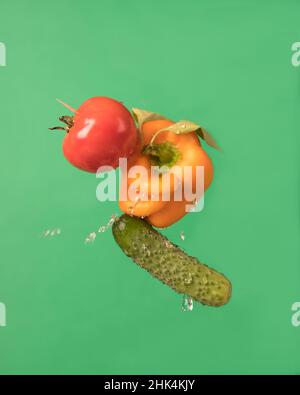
[112,214,232,307]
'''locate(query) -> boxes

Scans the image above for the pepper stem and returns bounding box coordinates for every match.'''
[143,141,181,169]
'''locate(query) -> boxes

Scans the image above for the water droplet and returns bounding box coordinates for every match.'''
[43,228,61,237]
[129,197,141,215]
[180,231,185,241]
[85,232,96,244]
[118,222,126,231]
[184,273,193,285]
[182,295,193,312]
[107,214,117,227]
[97,214,118,234]
[141,244,151,256]
[201,276,208,285]
[165,240,173,249]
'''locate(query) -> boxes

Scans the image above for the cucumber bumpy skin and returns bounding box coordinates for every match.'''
[112,214,232,307]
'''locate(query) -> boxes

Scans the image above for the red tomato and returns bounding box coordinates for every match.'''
[61,97,138,173]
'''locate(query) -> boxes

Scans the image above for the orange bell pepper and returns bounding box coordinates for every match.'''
[119,118,214,228]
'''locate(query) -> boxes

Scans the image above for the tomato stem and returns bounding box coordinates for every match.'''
[59,115,74,127]
[49,115,74,133]
[49,126,67,132]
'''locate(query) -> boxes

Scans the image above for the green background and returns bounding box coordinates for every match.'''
[0,0,299,375]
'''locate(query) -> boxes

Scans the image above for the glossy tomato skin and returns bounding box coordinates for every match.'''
[62,97,138,173]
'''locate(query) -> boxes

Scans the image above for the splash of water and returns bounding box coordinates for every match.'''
[85,214,118,244]
[85,232,97,244]
[165,240,173,249]
[43,228,61,237]
[182,295,193,312]
[129,196,141,215]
